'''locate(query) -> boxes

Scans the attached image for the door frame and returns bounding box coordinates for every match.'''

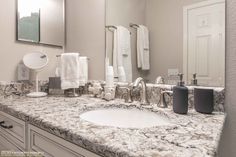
[183,0,225,82]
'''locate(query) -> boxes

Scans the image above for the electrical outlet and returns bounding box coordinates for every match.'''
[168,69,179,76]
[17,62,30,81]
[167,69,179,85]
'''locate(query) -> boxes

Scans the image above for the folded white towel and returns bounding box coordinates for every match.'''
[137,28,142,68]
[79,57,88,86]
[60,53,80,90]
[137,25,150,70]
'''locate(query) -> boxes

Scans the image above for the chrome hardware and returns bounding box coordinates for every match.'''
[156,76,165,84]
[119,86,133,103]
[88,83,104,98]
[129,23,140,29]
[102,86,116,101]
[132,77,149,105]
[64,88,80,97]
[159,90,173,108]
[56,55,90,60]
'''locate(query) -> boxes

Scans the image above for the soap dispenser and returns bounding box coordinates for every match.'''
[191,73,198,86]
[173,73,188,114]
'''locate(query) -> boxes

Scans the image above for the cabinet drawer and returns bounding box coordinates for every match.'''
[28,125,101,157]
[0,111,26,150]
[0,134,22,152]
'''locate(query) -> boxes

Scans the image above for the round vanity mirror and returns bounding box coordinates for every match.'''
[23,52,49,98]
[23,52,48,70]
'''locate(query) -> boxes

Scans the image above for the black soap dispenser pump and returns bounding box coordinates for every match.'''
[191,73,198,86]
[173,73,189,114]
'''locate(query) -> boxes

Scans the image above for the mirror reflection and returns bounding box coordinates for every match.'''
[105,0,225,87]
[17,0,40,42]
[17,0,65,47]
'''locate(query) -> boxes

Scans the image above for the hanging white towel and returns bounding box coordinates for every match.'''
[137,27,142,68]
[118,66,126,82]
[137,25,150,70]
[113,26,132,82]
[60,53,80,90]
[106,66,114,87]
[79,57,88,86]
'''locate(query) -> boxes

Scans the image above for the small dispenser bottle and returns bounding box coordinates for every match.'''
[191,73,198,86]
[173,73,189,114]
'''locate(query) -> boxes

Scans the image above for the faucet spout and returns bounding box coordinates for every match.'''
[159,90,173,108]
[133,77,144,87]
[133,77,149,105]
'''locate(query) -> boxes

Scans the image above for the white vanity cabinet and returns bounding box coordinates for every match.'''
[0,111,26,151]
[0,134,22,151]
[28,124,101,157]
[0,111,101,157]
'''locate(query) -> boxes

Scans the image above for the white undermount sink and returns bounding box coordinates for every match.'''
[80,108,172,128]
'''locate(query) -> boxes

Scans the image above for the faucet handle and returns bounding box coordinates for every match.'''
[119,87,133,103]
[156,76,165,84]
[159,89,173,108]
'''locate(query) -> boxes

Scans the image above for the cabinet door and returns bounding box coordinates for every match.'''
[0,134,22,152]
[0,111,26,150]
[28,125,101,157]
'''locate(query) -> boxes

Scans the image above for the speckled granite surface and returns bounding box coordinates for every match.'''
[0,81,225,112]
[0,94,225,157]
[116,83,225,112]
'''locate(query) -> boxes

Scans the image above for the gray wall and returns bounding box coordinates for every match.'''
[65,0,106,80]
[0,0,63,81]
[0,0,105,81]
[218,0,236,156]
[40,0,65,46]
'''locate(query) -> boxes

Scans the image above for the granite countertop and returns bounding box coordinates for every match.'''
[0,95,225,157]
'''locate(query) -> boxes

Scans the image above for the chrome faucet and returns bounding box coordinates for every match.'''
[132,77,149,105]
[119,86,133,103]
[159,89,173,108]
[156,76,165,84]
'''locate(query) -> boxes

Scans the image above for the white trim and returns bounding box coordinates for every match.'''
[28,124,101,157]
[183,0,225,82]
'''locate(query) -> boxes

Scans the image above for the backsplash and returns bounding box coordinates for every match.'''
[0,81,225,112]
[0,81,48,97]
[116,84,225,112]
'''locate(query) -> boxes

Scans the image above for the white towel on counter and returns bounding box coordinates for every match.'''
[113,26,132,82]
[137,25,150,70]
[79,56,88,86]
[60,53,80,90]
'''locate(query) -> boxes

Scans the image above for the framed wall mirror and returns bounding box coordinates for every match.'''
[105,0,225,87]
[17,0,65,47]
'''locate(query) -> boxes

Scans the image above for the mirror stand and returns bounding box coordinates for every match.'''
[23,52,49,98]
[27,71,47,98]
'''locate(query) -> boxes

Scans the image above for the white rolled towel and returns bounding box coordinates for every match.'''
[79,57,88,86]
[118,66,126,82]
